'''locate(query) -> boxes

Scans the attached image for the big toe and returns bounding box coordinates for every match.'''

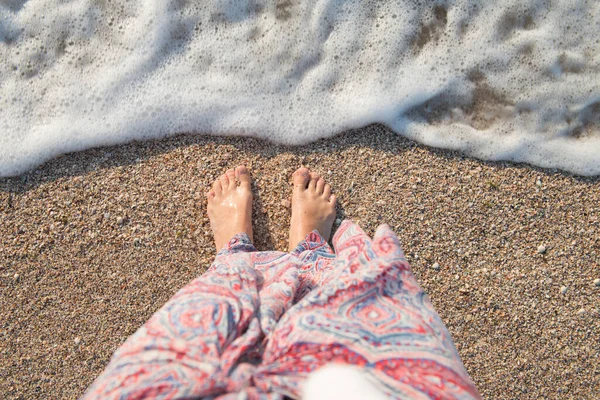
[235,165,251,187]
[293,167,310,189]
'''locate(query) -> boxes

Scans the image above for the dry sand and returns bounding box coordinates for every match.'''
[1,125,599,399]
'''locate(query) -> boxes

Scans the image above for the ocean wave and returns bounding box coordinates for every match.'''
[1,0,599,176]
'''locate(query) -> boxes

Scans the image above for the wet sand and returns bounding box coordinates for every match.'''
[1,125,599,398]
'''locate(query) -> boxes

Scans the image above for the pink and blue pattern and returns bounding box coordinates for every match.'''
[82,220,480,399]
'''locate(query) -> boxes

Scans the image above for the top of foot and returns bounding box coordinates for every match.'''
[206,166,253,251]
[288,167,337,251]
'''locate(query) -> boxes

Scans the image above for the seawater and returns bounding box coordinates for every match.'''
[1,0,599,177]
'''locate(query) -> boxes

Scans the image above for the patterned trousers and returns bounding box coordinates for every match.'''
[82,220,480,399]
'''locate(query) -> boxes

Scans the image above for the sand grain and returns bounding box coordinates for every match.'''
[1,125,599,398]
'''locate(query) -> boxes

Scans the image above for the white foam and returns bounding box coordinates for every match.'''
[1,0,599,176]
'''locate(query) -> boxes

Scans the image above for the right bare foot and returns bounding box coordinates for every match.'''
[288,167,337,251]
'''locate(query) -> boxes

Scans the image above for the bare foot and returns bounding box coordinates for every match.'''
[206,166,253,251]
[288,167,337,251]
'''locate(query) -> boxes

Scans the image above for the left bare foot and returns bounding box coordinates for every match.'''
[206,166,253,251]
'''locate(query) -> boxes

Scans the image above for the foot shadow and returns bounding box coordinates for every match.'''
[329,201,347,249]
[250,180,276,251]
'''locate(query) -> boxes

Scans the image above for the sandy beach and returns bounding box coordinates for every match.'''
[1,124,599,399]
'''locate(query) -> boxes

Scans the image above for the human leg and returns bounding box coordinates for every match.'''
[83,166,263,399]
[256,221,481,399]
[284,167,338,299]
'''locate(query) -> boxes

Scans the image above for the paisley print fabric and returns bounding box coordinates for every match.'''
[82,220,480,399]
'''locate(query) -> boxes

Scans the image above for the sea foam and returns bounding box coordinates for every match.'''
[1,0,599,176]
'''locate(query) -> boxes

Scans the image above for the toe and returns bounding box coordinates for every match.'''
[213,178,223,194]
[226,169,236,189]
[235,166,251,188]
[308,172,320,190]
[220,173,230,189]
[329,194,337,205]
[316,178,325,194]
[293,167,310,189]
[323,184,332,197]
